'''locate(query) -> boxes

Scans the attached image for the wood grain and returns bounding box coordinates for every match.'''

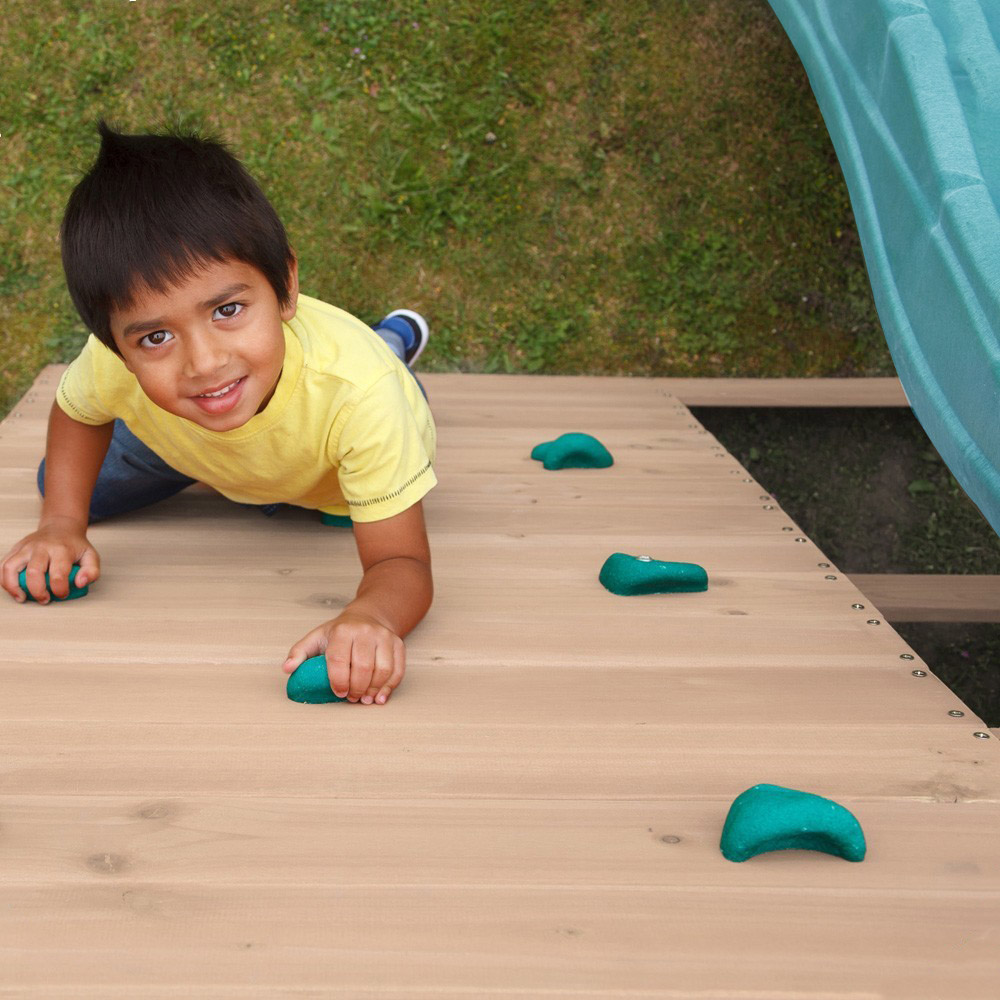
[1,366,997,999]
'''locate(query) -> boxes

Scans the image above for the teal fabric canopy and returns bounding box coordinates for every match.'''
[767,0,1000,535]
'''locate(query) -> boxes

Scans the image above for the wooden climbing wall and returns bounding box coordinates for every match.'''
[1,367,998,998]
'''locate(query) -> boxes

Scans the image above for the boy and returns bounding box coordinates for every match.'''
[0,122,436,707]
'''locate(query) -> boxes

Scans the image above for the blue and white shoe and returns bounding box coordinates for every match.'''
[375,308,430,367]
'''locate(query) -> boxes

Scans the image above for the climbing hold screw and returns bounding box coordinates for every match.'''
[900,654,914,660]
[763,505,774,510]
[637,555,652,562]
[911,670,927,677]
[795,538,807,543]
[974,732,991,739]
[818,563,830,568]
[867,619,880,625]
[948,710,965,718]
[825,575,837,580]
[782,527,794,532]
[852,603,865,609]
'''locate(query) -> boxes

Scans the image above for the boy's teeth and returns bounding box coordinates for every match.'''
[199,379,239,398]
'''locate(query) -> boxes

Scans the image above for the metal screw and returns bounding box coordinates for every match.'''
[759,495,771,501]
[818,563,830,568]
[852,603,865,609]
[867,619,881,625]
[795,537,807,543]
[763,505,774,510]
[911,670,927,677]
[900,654,914,660]
[782,527,794,532]
[948,710,965,718]
[637,555,652,562]
[825,575,837,580]
[743,478,752,483]
[974,732,991,739]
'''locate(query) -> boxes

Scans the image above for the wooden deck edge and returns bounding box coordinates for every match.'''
[23,368,909,408]
[851,574,1000,623]
[667,377,908,407]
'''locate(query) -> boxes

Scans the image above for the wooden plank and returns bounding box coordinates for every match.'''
[853,573,1000,622]
[1,721,994,800]
[0,366,915,412]
[3,797,998,892]
[0,885,996,999]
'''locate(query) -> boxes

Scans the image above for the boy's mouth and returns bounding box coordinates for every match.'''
[191,376,247,414]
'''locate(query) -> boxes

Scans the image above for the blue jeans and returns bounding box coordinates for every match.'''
[39,328,426,523]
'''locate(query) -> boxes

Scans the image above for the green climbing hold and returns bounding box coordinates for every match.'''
[598,553,708,595]
[531,432,613,470]
[320,513,353,528]
[720,783,867,863]
[18,564,89,602]
[286,654,347,704]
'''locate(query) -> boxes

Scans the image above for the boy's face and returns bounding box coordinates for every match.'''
[109,258,298,431]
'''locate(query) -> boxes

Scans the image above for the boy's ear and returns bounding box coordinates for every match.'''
[281,255,300,322]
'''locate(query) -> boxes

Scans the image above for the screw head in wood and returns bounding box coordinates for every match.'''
[974,732,991,739]
[867,619,881,625]
[763,505,774,510]
[818,562,830,568]
[948,710,965,717]
[911,670,927,677]
[825,575,837,580]
[795,537,807,543]
[852,603,865,609]
[900,654,914,660]
[782,527,794,532]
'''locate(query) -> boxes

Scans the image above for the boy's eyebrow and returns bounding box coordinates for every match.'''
[120,283,253,338]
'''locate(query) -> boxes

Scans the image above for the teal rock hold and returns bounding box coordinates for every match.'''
[320,513,353,528]
[598,553,708,595]
[531,432,613,470]
[720,783,867,863]
[286,654,347,704]
[18,564,89,602]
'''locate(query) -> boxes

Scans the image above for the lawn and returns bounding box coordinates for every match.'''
[0,0,890,418]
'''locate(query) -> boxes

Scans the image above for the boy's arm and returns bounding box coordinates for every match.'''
[282,500,433,705]
[0,402,112,602]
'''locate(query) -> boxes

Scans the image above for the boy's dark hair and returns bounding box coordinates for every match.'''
[61,120,295,352]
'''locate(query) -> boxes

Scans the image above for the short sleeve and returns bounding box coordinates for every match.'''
[56,335,126,425]
[334,373,437,522]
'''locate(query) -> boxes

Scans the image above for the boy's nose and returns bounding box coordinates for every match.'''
[183,333,229,378]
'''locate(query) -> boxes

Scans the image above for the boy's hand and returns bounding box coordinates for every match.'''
[282,609,406,705]
[1,518,100,604]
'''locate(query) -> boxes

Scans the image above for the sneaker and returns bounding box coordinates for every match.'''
[375,308,429,367]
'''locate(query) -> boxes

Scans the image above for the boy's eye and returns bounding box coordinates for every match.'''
[214,302,243,320]
[139,330,173,348]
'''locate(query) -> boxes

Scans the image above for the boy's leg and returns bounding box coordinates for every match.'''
[372,310,429,399]
[37,419,196,523]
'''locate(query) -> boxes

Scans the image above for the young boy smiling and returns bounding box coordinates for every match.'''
[0,122,436,707]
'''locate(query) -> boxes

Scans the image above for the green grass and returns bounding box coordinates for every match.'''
[0,0,891,418]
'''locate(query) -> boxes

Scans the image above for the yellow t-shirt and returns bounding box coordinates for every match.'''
[56,295,437,522]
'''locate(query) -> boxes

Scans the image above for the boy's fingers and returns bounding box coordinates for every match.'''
[47,551,74,599]
[23,555,56,604]
[76,547,100,588]
[281,629,326,673]
[326,633,353,698]
[370,640,405,705]
[348,635,376,700]
[0,553,29,601]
